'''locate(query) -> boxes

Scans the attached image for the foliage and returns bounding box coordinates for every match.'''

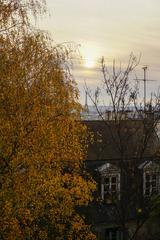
[0,1,96,239]
[0,0,46,30]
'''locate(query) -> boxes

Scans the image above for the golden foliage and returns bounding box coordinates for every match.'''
[0,0,46,30]
[0,1,96,239]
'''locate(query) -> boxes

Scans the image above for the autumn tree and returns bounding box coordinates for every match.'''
[0,1,96,239]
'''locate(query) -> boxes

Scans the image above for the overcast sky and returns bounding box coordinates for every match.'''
[37,0,160,104]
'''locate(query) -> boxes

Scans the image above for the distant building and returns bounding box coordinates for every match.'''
[81,105,160,121]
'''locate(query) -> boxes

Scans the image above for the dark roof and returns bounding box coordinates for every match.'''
[83,120,159,162]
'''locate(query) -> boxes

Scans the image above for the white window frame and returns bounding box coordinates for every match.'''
[143,171,160,196]
[101,173,120,201]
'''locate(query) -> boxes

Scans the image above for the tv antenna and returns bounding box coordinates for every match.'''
[134,66,156,111]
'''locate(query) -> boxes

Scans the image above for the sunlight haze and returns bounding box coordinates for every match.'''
[37,0,160,104]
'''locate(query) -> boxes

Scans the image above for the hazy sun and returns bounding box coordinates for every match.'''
[81,45,98,69]
[84,58,95,68]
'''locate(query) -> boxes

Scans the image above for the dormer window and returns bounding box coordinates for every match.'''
[97,163,120,203]
[144,172,160,196]
[139,161,160,197]
[102,174,120,202]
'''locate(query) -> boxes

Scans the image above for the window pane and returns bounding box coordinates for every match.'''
[104,191,110,198]
[105,230,109,240]
[111,177,117,183]
[152,174,156,181]
[152,188,157,194]
[146,182,150,188]
[152,182,156,188]
[104,185,109,191]
[111,230,117,240]
[105,178,109,184]
[111,185,117,191]
[146,174,150,181]
[105,229,118,240]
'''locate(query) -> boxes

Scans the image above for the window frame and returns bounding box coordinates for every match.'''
[101,173,120,201]
[105,228,123,240]
[143,170,160,196]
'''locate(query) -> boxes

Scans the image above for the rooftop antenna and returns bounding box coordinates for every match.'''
[134,66,156,111]
[142,66,147,110]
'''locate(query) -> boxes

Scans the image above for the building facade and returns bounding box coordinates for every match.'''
[83,120,160,240]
